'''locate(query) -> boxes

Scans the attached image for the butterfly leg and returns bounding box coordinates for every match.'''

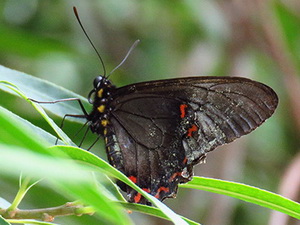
[28,97,89,116]
[28,98,89,145]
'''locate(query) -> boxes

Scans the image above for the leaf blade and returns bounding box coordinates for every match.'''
[180,177,300,220]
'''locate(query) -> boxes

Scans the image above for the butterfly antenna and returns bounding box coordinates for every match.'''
[73,6,106,76]
[107,39,140,78]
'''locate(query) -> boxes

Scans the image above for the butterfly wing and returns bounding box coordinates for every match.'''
[105,76,278,204]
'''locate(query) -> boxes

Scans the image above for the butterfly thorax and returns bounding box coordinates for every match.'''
[87,75,116,136]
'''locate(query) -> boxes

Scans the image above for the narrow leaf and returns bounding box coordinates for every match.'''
[180,177,300,220]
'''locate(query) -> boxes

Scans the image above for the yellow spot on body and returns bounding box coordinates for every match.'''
[97,105,105,113]
[97,89,104,98]
[105,137,108,143]
[103,128,108,135]
[101,120,108,127]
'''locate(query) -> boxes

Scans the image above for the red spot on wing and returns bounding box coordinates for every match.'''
[142,188,150,193]
[134,193,142,203]
[133,188,150,203]
[155,187,170,199]
[180,104,188,118]
[187,124,198,137]
[129,176,137,183]
[159,187,169,192]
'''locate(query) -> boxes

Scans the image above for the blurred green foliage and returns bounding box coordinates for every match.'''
[1,0,300,225]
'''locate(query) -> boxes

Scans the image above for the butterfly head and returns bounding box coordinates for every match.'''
[88,75,115,104]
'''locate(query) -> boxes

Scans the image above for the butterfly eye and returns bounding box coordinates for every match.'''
[93,76,103,88]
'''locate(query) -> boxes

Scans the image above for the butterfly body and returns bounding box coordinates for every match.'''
[86,75,278,204]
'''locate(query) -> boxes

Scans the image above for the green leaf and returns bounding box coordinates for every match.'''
[119,202,200,225]
[0,65,90,120]
[0,106,60,146]
[0,101,48,152]
[180,177,300,220]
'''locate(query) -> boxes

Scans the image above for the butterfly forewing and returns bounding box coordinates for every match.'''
[102,76,278,204]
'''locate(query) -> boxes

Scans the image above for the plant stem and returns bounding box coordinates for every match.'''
[7,177,32,212]
[1,203,94,222]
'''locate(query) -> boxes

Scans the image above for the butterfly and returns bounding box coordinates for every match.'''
[34,7,278,205]
[85,74,278,204]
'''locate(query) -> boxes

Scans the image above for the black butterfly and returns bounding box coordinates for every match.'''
[85,75,278,204]
[34,7,278,205]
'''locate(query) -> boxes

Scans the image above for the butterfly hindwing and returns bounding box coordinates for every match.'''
[108,96,187,203]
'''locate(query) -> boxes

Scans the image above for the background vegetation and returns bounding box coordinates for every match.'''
[1,0,300,224]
